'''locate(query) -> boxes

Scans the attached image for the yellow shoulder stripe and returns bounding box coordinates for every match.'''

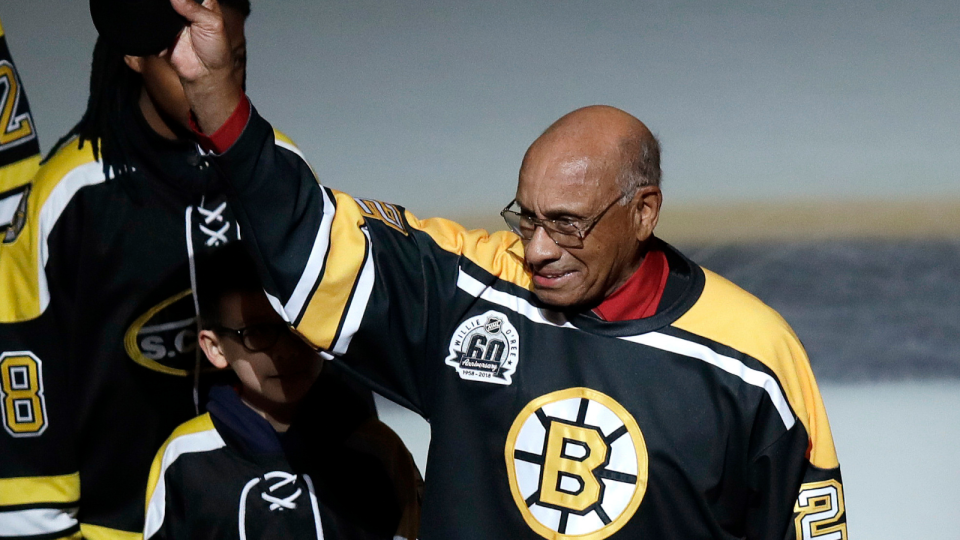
[672,268,839,469]
[294,198,530,349]
[0,17,5,36]
[271,128,320,183]
[0,472,80,506]
[272,128,295,147]
[0,139,100,322]
[28,138,100,207]
[79,524,142,540]
[0,155,39,192]
[145,413,217,509]
[404,212,531,289]
[296,190,367,349]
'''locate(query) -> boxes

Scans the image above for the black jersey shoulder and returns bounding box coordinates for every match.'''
[671,265,840,469]
[0,138,104,322]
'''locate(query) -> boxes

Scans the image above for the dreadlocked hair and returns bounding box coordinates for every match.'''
[44,0,252,175]
[44,37,139,176]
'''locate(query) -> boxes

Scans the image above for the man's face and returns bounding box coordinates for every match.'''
[516,151,645,309]
[126,6,246,133]
[210,290,323,407]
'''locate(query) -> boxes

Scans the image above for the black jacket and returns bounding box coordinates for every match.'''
[204,104,846,540]
[0,86,305,538]
[145,369,418,540]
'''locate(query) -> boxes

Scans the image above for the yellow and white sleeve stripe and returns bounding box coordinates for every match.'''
[0,472,81,539]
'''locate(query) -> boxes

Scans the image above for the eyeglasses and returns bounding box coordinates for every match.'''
[500,195,622,248]
[214,322,289,352]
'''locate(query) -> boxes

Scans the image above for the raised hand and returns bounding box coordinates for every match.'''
[167,0,242,134]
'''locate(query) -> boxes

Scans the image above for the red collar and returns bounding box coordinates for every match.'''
[592,248,669,321]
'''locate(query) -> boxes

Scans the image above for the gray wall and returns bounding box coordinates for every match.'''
[4,0,958,217]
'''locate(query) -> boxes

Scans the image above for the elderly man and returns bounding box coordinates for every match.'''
[167,0,846,538]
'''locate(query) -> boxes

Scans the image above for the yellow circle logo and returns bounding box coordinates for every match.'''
[505,388,648,539]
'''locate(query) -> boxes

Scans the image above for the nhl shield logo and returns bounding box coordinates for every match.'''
[445,310,520,385]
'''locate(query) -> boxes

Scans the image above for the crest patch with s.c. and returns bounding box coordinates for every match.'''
[445,310,520,385]
[124,290,200,376]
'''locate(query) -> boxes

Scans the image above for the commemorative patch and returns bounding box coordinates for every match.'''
[0,184,29,243]
[445,310,520,385]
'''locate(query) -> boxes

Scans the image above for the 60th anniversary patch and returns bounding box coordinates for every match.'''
[445,310,520,385]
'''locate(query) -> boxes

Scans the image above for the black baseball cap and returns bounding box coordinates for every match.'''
[90,0,194,56]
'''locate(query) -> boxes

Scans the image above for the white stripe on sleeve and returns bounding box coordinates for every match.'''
[331,227,375,355]
[455,268,796,430]
[37,161,107,312]
[0,507,79,537]
[283,187,336,323]
[144,428,226,539]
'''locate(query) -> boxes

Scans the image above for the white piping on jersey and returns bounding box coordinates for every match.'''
[144,427,227,539]
[303,474,326,539]
[238,472,324,540]
[455,269,797,430]
[331,227,375,355]
[275,139,307,164]
[266,290,289,323]
[185,207,200,316]
[185,206,202,413]
[621,332,796,429]
[37,161,108,313]
[0,506,78,536]
[275,139,320,183]
[457,270,578,329]
[283,186,335,323]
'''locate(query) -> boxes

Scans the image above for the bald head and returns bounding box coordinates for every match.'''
[524,106,661,202]
[513,106,664,309]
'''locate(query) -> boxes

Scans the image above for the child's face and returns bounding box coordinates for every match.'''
[201,290,324,407]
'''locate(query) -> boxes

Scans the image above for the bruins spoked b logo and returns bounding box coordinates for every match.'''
[505,388,648,539]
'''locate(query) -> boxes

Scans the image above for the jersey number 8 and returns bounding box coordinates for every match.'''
[0,351,48,437]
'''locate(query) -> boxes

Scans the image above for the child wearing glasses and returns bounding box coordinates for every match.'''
[144,243,421,540]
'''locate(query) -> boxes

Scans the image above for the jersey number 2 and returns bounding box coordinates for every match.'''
[0,60,36,150]
[0,351,48,437]
[795,479,847,540]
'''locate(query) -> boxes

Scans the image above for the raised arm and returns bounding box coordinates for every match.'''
[168,0,243,135]
[167,0,529,415]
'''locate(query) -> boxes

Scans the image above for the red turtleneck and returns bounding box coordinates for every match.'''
[592,248,669,321]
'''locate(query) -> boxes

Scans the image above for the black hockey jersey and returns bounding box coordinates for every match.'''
[0,15,41,242]
[144,374,420,540]
[0,87,307,539]
[208,105,847,540]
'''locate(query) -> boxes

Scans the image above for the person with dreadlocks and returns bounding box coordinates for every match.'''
[0,1,330,538]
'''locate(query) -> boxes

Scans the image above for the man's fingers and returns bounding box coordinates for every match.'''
[201,0,222,15]
[170,0,210,23]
